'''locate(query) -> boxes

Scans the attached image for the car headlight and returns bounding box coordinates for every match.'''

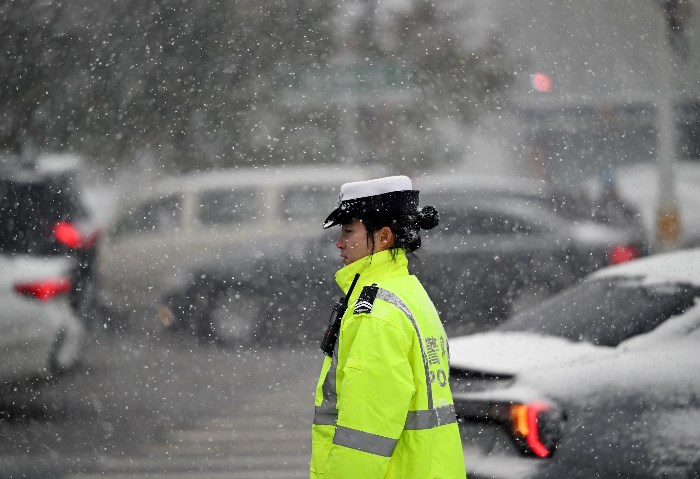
[509,401,566,458]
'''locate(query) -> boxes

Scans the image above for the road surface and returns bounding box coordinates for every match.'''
[0,323,322,479]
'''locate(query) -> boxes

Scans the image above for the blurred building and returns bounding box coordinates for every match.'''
[480,0,700,187]
[276,1,699,184]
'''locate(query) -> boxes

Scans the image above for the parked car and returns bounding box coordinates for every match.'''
[450,248,700,478]
[157,174,647,344]
[0,253,86,381]
[99,165,383,324]
[0,155,102,320]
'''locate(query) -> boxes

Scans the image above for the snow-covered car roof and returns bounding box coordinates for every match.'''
[590,247,700,285]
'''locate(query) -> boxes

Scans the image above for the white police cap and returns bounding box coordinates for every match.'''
[323,175,419,229]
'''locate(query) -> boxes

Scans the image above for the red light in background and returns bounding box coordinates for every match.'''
[54,221,82,248]
[531,72,553,93]
[609,245,640,265]
[53,221,99,248]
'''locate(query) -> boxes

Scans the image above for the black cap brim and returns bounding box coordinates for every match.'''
[322,190,419,229]
[323,206,350,229]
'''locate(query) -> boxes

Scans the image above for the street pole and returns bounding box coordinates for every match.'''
[654,1,682,252]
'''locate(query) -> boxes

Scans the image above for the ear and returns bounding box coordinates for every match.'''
[377,226,395,248]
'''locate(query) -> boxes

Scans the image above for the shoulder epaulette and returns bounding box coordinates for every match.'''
[353,284,379,314]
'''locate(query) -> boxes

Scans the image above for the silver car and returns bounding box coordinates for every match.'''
[451,248,700,478]
[99,165,384,321]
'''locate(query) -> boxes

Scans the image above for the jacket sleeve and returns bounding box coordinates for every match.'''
[324,311,415,477]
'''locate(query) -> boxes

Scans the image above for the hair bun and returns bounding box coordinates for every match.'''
[418,205,439,230]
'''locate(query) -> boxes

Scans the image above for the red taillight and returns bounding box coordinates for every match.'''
[54,221,82,248]
[609,245,640,265]
[15,278,72,301]
[510,401,564,458]
[53,221,99,248]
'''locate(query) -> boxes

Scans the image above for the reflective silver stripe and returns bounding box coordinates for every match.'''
[313,407,337,426]
[318,404,457,430]
[375,288,434,410]
[314,335,341,425]
[333,426,398,457]
[322,341,340,405]
[404,404,457,430]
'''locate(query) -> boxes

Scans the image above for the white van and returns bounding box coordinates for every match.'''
[98,165,383,318]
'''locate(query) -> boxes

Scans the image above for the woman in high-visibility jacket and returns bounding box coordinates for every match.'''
[311,175,466,478]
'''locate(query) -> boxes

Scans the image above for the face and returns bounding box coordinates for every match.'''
[336,219,373,266]
[336,219,393,266]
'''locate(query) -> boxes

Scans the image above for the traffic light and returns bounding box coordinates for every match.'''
[530,72,553,93]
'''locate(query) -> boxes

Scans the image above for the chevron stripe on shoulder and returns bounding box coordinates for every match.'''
[353,284,379,314]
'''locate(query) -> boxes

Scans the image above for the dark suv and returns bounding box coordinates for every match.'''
[0,158,101,318]
[416,187,647,334]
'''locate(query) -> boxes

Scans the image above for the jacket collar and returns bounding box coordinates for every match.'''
[335,248,409,294]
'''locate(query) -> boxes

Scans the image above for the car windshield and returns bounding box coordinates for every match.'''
[422,192,554,237]
[498,277,700,346]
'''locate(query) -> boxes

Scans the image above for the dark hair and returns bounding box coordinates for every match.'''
[361,205,439,255]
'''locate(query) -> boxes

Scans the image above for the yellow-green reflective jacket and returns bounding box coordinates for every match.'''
[311,249,466,478]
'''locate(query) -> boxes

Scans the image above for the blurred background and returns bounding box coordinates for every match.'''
[1,0,699,478]
[3,0,700,243]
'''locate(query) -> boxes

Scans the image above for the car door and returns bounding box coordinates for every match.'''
[415,205,510,333]
[483,202,574,306]
[415,198,568,335]
[0,257,37,376]
[100,194,183,311]
[0,255,74,378]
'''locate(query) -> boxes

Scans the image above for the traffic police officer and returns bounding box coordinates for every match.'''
[311,176,466,478]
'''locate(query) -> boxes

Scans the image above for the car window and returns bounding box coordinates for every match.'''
[0,177,87,253]
[516,191,593,222]
[526,190,639,227]
[498,277,699,346]
[424,188,638,228]
[428,205,537,237]
[197,189,263,227]
[280,186,337,225]
[423,192,544,236]
[114,195,182,239]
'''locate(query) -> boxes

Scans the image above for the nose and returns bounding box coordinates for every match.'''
[336,235,344,249]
